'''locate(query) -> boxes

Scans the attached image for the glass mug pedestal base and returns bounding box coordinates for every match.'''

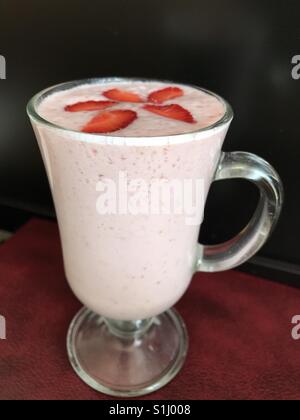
[67,307,189,397]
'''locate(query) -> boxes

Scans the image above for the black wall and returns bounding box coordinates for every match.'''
[0,0,299,264]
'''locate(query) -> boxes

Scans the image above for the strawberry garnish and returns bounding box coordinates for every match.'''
[148,87,184,104]
[103,89,143,103]
[143,104,195,123]
[82,110,137,133]
[65,100,116,112]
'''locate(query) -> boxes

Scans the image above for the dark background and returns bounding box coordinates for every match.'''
[0,0,299,271]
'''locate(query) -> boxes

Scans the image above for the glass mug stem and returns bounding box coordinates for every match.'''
[197,151,283,272]
[104,317,154,339]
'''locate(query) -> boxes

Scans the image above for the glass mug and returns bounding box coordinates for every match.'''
[27,78,283,397]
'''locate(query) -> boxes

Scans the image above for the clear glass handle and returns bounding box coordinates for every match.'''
[197,151,283,272]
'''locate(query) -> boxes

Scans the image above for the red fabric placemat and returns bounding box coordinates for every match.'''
[0,218,300,400]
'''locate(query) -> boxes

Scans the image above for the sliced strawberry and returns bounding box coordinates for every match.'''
[103,88,144,103]
[65,100,116,112]
[82,110,137,134]
[148,87,184,104]
[143,104,196,123]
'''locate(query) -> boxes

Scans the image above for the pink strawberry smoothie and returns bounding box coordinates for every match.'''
[32,79,231,320]
[38,80,225,136]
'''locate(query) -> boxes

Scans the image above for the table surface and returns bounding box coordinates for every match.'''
[0,219,300,400]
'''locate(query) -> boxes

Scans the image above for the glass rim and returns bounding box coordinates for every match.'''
[27,77,234,145]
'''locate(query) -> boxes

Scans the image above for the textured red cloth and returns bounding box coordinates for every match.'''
[0,219,300,400]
